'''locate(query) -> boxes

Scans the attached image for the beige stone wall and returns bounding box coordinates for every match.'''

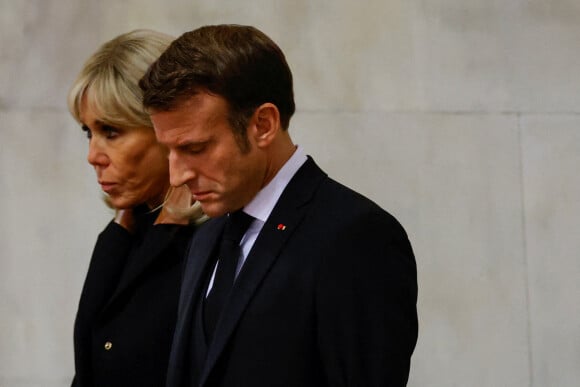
[1,1,579,385]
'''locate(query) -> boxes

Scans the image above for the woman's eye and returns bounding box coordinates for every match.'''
[103,125,120,139]
[81,125,119,140]
[81,125,92,139]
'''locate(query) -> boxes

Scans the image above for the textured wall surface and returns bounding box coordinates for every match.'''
[1,1,579,386]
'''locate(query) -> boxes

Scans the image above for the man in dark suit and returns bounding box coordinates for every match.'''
[140,24,418,387]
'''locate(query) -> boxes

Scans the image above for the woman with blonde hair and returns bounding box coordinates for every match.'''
[68,29,204,387]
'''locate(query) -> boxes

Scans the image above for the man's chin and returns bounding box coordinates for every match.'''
[199,202,228,218]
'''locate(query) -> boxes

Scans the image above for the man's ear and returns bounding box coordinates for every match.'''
[250,103,280,148]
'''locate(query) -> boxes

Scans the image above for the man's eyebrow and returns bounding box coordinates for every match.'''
[176,139,210,149]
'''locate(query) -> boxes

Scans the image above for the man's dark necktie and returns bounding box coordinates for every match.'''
[204,210,254,342]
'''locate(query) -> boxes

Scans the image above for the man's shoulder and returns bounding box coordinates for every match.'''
[294,158,382,210]
[315,175,409,236]
[318,176,385,213]
[292,158,403,227]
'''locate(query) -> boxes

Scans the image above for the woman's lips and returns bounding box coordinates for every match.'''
[99,182,116,194]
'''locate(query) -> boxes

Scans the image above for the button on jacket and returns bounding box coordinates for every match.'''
[72,207,195,387]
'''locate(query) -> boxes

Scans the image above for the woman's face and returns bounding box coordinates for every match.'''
[79,96,170,209]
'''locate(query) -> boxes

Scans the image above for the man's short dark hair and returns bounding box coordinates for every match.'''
[140,24,295,149]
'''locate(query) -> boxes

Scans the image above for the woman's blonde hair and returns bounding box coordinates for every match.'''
[68,29,173,128]
[154,186,209,226]
[68,29,206,223]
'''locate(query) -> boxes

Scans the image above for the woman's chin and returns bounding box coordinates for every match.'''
[103,194,139,210]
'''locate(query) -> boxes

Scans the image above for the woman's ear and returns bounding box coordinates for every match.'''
[251,103,280,148]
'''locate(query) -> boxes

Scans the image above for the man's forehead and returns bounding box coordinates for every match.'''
[151,114,213,146]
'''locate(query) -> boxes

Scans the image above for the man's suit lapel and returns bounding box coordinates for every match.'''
[200,158,327,385]
[166,218,224,387]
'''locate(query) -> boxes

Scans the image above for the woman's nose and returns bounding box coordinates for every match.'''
[87,138,109,167]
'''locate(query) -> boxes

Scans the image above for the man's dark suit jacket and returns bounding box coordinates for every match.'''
[167,158,418,387]
[72,208,194,387]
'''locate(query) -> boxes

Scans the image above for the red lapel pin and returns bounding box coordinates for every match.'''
[277,224,286,231]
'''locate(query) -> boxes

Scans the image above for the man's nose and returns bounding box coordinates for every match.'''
[169,150,196,187]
